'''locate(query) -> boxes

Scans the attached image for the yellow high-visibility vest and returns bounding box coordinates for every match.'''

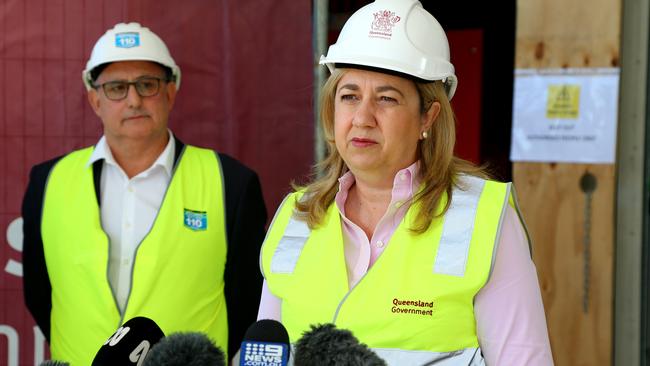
[42,145,228,366]
[262,176,518,364]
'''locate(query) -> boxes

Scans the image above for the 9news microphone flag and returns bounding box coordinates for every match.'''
[239,319,290,366]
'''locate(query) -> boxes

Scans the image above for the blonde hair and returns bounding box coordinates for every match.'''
[294,68,487,233]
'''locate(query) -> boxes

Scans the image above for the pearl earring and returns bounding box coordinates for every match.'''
[421,131,428,139]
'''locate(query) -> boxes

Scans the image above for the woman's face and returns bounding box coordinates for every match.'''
[334,68,435,180]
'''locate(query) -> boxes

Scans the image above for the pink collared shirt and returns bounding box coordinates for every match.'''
[258,164,553,365]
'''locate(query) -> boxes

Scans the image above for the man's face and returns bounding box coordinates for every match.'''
[88,61,177,146]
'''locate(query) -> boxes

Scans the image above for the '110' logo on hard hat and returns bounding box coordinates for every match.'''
[115,32,141,48]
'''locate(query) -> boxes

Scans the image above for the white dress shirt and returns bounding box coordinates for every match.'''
[86,131,175,312]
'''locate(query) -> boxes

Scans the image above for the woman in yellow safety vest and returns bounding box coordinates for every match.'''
[257,0,554,365]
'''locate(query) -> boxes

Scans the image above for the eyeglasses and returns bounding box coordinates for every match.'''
[94,76,168,101]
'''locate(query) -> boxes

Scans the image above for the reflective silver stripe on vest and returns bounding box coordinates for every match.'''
[373,346,485,366]
[433,176,485,277]
[270,216,311,273]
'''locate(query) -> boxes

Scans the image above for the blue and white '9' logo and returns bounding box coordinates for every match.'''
[240,341,288,366]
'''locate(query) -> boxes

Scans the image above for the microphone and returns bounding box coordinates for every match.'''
[293,324,386,366]
[39,361,70,366]
[142,332,226,366]
[238,319,290,366]
[92,316,165,366]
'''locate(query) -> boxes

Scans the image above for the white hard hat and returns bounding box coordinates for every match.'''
[320,0,457,99]
[82,22,181,91]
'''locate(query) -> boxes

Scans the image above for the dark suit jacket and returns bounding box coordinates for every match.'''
[21,137,267,359]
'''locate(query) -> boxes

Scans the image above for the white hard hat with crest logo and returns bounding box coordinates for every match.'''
[82,22,181,91]
[320,0,457,99]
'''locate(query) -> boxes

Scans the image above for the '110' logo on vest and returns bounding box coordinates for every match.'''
[184,209,207,231]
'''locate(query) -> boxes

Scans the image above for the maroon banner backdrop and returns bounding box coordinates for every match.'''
[0,1,313,364]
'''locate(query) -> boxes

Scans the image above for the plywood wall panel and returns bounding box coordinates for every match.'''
[514,163,615,365]
[514,0,620,364]
[516,0,620,68]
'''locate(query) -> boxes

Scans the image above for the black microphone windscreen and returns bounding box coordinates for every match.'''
[142,332,226,366]
[92,316,165,366]
[294,324,386,366]
[39,361,70,366]
[243,319,290,344]
[239,319,290,366]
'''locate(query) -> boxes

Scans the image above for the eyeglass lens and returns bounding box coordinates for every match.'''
[101,77,162,100]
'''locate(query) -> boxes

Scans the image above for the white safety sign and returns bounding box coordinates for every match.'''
[510,68,620,164]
